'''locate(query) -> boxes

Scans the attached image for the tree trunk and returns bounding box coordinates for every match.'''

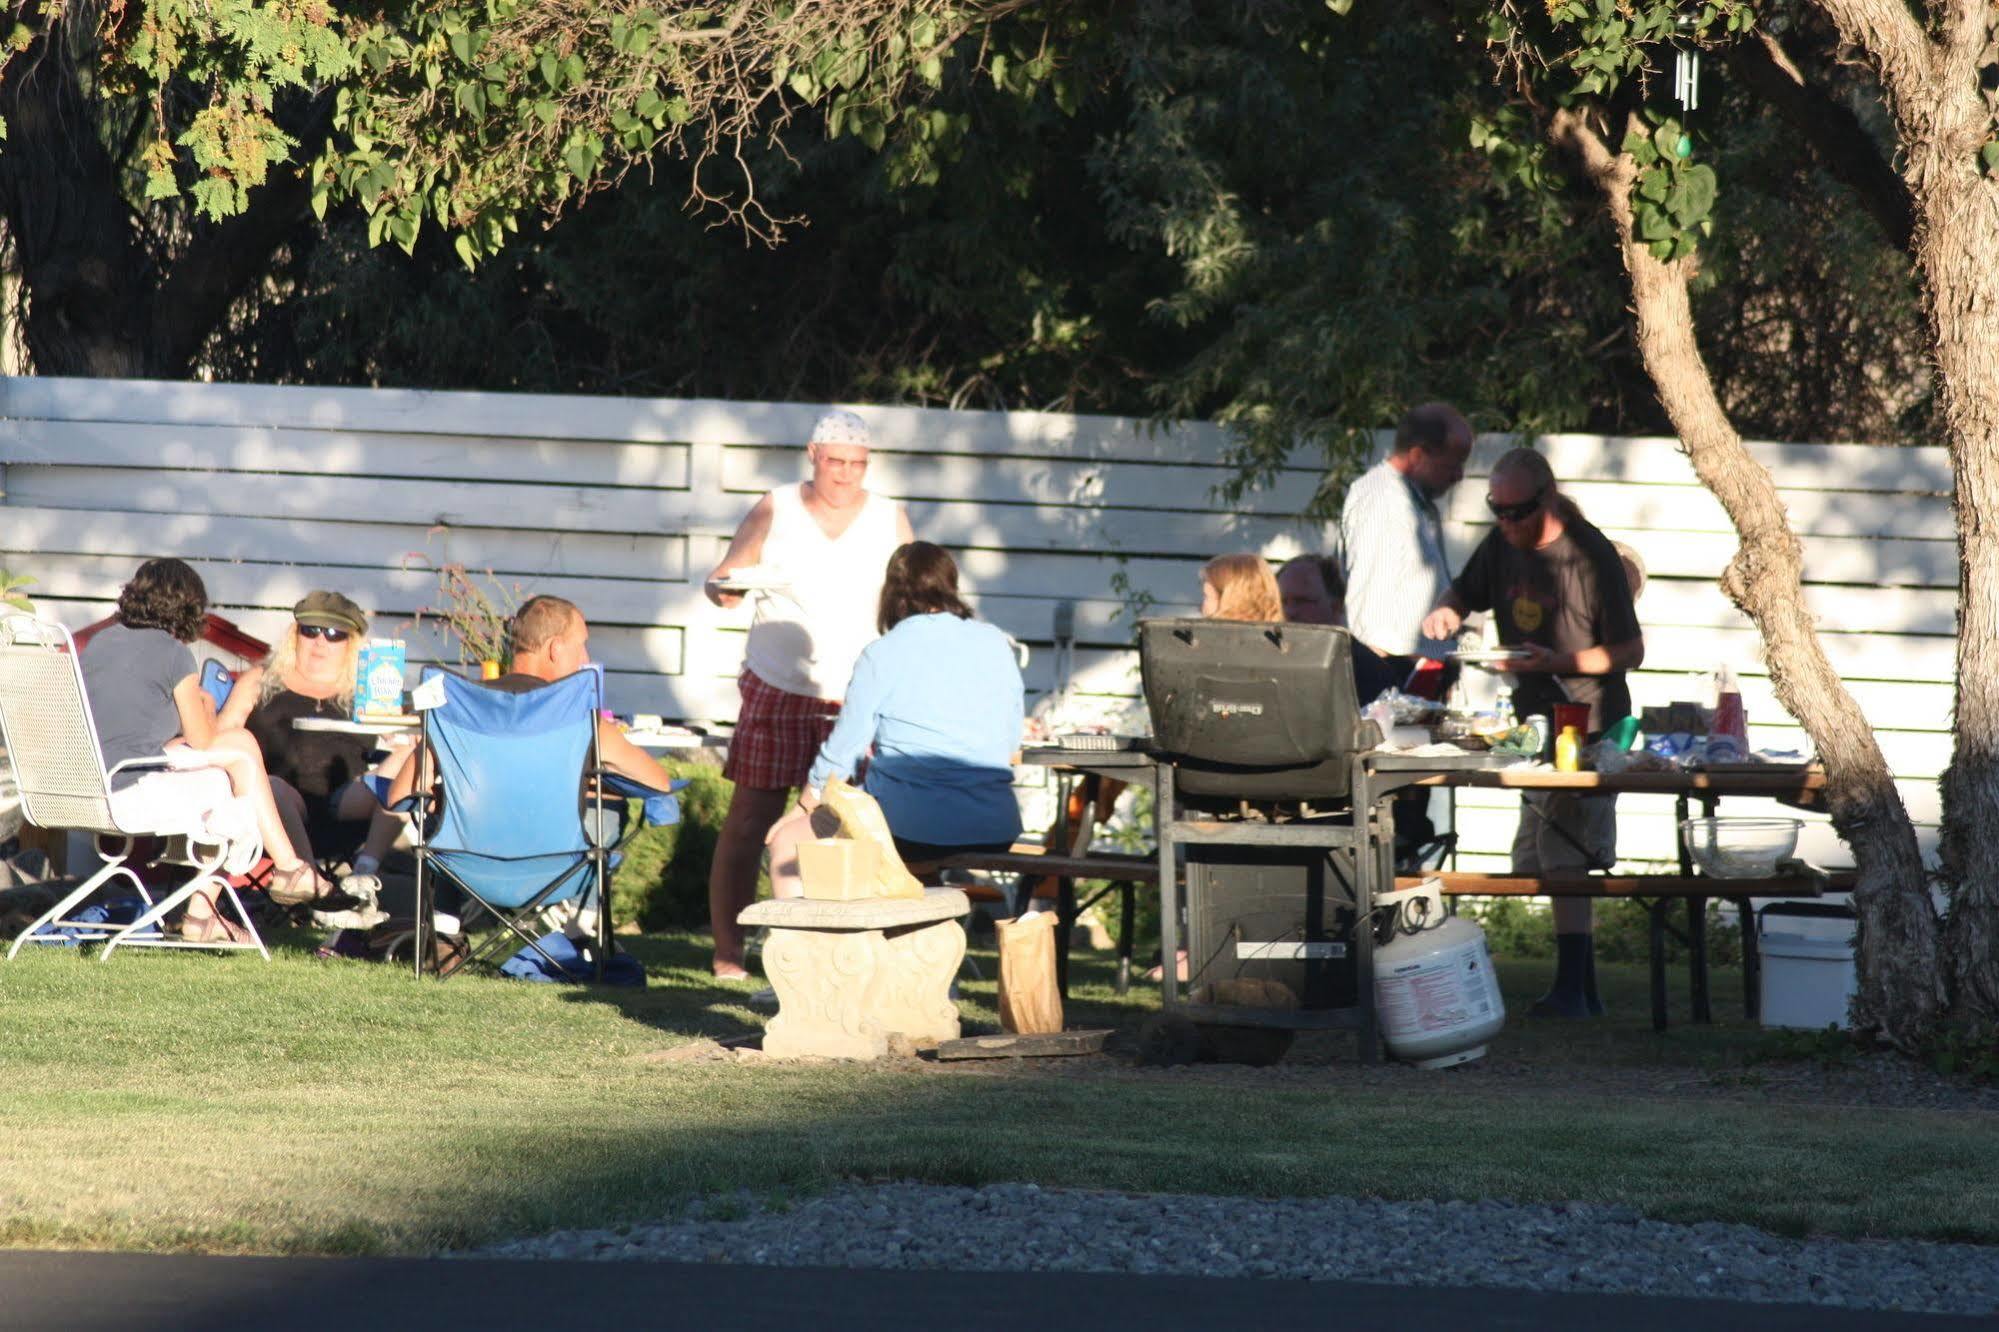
[0,38,161,377]
[0,36,321,378]
[1553,107,1943,1048]
[1903,93,1999,1038]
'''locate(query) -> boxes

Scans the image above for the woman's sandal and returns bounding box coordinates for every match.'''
[179,894,254,945]
[267,861,334,907]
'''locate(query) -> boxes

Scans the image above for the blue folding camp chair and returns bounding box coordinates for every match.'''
[405,667,678,980]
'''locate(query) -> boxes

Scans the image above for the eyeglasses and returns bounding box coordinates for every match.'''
[1487,488,1546,523]
[297,624,352,643]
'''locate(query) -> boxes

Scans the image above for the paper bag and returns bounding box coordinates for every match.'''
[996,912,1064,1035]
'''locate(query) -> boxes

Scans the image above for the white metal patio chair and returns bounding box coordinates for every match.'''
[0,612,268,960]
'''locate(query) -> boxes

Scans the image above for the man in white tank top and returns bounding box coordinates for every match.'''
[702,409,913,980]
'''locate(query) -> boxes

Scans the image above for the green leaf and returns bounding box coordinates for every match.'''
[1637,167,1669,203]
[1637,205,1672,242]
[1981,141,1999,175]
[1326,0,1356,13]
[1670,163,1717,226]
[540,53,561,89]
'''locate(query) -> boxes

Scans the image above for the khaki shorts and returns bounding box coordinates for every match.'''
[1510,791,1617,875]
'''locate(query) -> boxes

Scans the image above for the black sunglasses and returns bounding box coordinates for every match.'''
[298,623,352,643]
[1487,488,1546,523]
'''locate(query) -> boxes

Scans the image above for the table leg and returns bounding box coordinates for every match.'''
[1358,776,1387,1064]
[1688,896,1712,1024]
[1648,899,1669,1032]
[1740,897,1762,1021]
[1056,873,1077,996]
[1156,763,1182,1011]
[1116,882,1134,996]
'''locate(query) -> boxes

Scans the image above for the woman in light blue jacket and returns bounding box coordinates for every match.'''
[765,542,1023,894]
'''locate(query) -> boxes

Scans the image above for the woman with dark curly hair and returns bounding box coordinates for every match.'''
[81,558,333,938]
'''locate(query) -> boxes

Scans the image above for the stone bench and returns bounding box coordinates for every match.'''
[737,888,970,1060]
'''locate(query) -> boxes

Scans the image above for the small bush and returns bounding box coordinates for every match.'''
[1459,896,1743,965]
[610,761,751,931]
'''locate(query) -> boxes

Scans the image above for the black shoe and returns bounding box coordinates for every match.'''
[1528,989,1597,1019]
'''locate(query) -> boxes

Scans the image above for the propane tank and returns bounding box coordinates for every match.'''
[1372,878,1506,1068]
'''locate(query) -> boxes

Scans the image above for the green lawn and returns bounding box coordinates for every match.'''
[0,931,1993,1256]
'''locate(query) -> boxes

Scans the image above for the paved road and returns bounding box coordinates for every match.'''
[0,1252,1984,1330]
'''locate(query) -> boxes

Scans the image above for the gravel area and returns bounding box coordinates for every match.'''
[467,1182,1999,1316]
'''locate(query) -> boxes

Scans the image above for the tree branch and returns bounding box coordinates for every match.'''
[1724,30,1914,252]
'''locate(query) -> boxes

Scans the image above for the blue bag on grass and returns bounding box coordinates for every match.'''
[498,931,646,987]
[38,897,161,945]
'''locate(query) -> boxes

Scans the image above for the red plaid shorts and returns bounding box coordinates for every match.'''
[722,668,841,791]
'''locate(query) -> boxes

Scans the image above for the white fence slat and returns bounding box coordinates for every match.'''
[0,505,690,582]
[727,446,1325,516]
[0,420,694,490]
[1489,433,1955,495]
[1,375,1243,460]
[3,466,709,536]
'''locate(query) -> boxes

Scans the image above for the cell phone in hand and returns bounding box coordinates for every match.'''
[199,658,235,711]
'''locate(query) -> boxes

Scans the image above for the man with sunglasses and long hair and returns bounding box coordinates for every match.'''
[1421,447,1645,1019]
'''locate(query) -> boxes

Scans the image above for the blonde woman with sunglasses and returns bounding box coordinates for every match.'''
[226,592,413,897]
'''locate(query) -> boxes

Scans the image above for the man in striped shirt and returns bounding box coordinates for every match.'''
[1338,403,1473,673]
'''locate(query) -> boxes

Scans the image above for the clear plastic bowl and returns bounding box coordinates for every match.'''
[1680,816,1802,878]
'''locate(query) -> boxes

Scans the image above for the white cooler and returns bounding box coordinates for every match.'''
[1758,901,1857,1029]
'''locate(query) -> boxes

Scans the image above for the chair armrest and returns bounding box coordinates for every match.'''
[596,769,688,830]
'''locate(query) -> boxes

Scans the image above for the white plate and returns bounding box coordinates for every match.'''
[1448,649,1522,664]
[712,566,790,592]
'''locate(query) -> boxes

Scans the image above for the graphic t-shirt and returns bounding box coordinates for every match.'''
[1451,516,1641,734]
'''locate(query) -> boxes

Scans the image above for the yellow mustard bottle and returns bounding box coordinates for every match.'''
[1554,726,1582,772]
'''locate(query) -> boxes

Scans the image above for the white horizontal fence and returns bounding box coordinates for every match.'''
[0,376,1956,873]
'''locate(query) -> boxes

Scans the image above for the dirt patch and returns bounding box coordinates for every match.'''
[916,1023,1999,1115]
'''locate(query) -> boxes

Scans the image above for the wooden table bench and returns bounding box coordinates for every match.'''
[1395,868,1831,1031]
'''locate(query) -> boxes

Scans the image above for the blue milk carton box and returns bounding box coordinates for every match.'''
[355,639,408,718]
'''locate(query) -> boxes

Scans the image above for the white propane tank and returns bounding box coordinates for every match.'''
[1373,878,1506,1068]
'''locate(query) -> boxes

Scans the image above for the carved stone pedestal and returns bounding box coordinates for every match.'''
[738,889,969,1060]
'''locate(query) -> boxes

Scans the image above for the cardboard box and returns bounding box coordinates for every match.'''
[799,838,884,902]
